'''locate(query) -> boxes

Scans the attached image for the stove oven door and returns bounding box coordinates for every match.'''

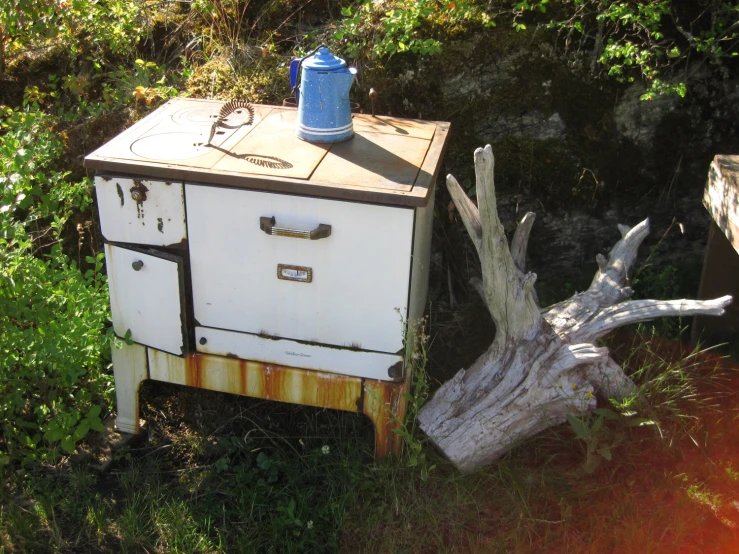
[105,243,187,356]
[186,184,414,354]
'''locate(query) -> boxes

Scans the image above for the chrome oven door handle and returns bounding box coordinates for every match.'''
[259,216,331,240]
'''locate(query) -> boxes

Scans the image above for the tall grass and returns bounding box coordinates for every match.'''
[610,327,728,443]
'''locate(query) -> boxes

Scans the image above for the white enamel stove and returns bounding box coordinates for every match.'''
[85,98,450,456]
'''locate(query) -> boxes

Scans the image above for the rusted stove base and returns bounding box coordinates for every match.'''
[112,344,408,461]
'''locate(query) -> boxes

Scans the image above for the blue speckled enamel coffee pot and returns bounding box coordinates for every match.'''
[291,47,357,143]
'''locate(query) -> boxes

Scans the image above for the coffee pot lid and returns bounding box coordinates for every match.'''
[302,47,346,71]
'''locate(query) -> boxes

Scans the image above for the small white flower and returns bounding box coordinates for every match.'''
[321,445,330,455]
[306,520,313,530]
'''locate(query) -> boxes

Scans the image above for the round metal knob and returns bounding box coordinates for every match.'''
[131,260,144,271]
[199,337,207,345]
[130,189,144,202]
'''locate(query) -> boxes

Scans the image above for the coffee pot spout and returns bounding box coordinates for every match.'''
[337,67,358,97]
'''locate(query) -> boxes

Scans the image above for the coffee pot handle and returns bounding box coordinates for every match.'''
[289,44,326,96]
[289,58,301,92]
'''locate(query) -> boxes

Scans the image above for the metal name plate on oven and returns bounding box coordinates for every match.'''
[277,264,312,283]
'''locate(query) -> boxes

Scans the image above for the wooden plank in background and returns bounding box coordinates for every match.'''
[703,155,739,254]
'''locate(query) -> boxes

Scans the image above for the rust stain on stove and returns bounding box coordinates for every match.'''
[181,352,362,412]
[186,354,203,388]
[130,179,149,219]
[264,365,276,401]
[239,360,247,395]
[116,183,124,206]
[362,378,408,460]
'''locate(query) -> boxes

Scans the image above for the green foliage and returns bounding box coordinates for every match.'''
[60,0,144,61]
[568,331,725,475]
[331,0,737,86]
[567,408,656,475]
[394,317,435,478]
[634,261,680,299]
[596,0,686,99]
[18,57,180,134]
[332,0,495,59]
[1,0,145,74]
[515,0,739,99]
[191,0,251,55]
[0,403,367,552]
[0,0,58,73]
[632,221,686,337]
[512,0,550,30]
[0,106,112,465]
[110,58,180,108]
[617,329,724,434]
[633,262,684,338]
[0,0,149,474]
[182,434,362,551]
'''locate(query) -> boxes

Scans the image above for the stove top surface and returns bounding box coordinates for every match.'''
[85,98,450,207]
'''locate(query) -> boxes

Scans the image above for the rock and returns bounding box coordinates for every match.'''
[441,48,529,105]
[493,193,709,295]
[613,82,680,148]
[475,111,566,141]
[435,32,739,298]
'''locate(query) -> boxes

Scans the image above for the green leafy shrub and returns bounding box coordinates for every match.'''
[567,407,655,474]
[0,0,59,73]
[331,0,737,97]
[190,0,251,56]
[514,0,739,99]
[109,58,180,108]
[567,330,724,474]
[332,0,495,59]
[60,0,144,62]
[1,0,144,74]
[0,106,112,465]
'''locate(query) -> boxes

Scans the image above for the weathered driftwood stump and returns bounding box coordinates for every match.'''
[418,145,732,473]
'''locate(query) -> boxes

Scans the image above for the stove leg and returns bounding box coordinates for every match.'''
[111,342,148,434]
[362,379,408,461]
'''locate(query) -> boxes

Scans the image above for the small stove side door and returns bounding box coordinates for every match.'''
[105,243,187,356]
